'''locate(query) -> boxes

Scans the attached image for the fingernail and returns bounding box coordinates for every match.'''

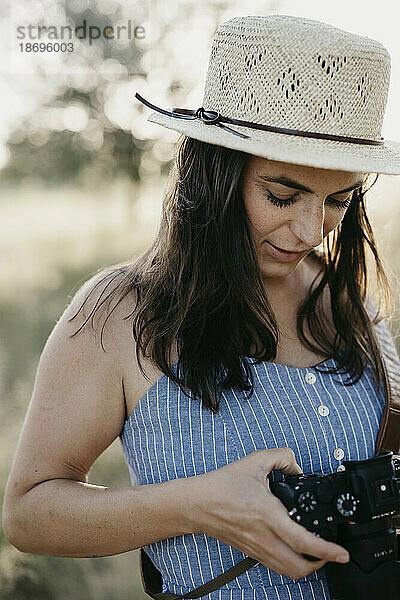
[336,554,349,563]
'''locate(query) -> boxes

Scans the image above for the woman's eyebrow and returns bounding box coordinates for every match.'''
[256,174,364,195]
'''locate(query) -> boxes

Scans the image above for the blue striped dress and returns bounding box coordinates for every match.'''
[119,351,386,600]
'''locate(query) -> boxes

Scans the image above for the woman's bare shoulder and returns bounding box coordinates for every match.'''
[67,267,135,330]
[2,268,138,505]
[65,267,141,361]
[70,267,179,419]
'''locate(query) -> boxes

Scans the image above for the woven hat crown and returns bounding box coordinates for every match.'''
[139,13,400,174]
[202,15,391,141]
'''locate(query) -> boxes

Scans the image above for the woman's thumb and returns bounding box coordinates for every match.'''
[260,447,303,476]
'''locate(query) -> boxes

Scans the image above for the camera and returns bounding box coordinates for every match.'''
[269,451,400,600]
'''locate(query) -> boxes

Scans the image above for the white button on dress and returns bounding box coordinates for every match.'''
[318,405,330,416]
[337,465,346,472]
[333,447,344,461]
[305,373,316,384]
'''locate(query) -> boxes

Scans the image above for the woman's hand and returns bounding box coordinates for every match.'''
[189,447,350,581]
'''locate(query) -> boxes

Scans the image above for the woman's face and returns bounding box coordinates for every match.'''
[242,155,364,284]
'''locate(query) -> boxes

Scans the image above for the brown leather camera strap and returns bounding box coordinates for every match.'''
[140,548,259,600]
[373,317,400,456]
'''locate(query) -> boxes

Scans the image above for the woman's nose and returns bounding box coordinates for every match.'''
[290,200,326,249]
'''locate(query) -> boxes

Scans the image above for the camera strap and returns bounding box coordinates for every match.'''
[140,548,259,599]
[373,318,400,457]
[140,312,400,599]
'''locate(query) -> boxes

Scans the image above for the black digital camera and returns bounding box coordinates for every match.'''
[269,451,400,600]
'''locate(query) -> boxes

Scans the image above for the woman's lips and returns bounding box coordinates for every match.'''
[271,242,304,253]
[265,241,307,262]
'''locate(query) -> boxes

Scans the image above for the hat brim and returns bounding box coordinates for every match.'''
[147,111,400,176]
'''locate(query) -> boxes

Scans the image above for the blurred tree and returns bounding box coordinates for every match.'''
[1,0,282,187]
[2,0,151,185]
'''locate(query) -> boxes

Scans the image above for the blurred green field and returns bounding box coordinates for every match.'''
[1,174,400,599]
[0,176,164,600]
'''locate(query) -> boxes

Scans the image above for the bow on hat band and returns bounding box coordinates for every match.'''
[135,92,385,147]
[135,92,250,139]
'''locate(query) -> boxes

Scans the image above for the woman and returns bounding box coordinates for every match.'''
[3,14,400,600]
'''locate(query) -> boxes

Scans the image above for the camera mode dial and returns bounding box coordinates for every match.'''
[298,490,317,512]
[336,492,358,517]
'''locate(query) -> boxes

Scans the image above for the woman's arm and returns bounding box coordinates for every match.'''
[1,271,197,557]
[3,474,197,557]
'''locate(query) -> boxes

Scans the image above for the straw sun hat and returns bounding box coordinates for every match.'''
[135,14,400,175]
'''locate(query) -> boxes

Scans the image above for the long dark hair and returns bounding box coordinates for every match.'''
[68,135,395,413]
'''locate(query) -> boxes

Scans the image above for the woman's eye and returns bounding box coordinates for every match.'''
[265,191,352,210]
[265,191,296,207]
